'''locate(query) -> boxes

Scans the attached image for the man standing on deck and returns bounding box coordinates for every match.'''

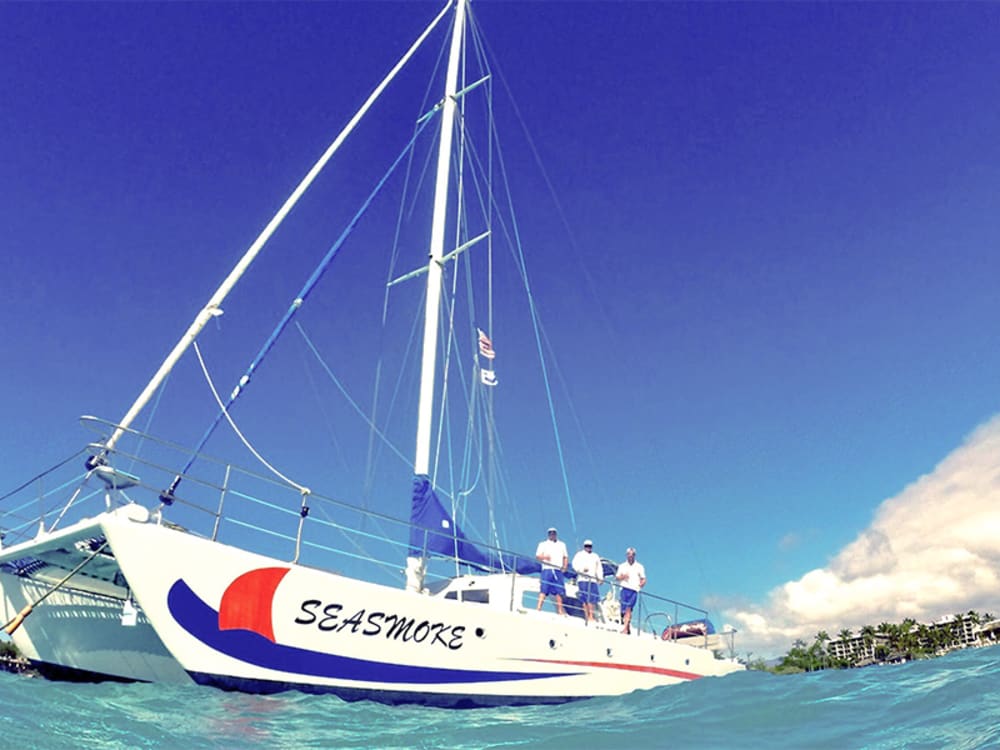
[535,527,568,615]
[571,539,603,623]
[616,546,646,634]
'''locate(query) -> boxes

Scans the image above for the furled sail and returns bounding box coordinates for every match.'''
[409,476,539,575]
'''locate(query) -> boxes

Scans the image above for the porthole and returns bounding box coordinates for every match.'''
[607,648,613,658]
[549,639,556,649]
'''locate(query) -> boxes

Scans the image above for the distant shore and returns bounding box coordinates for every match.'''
[754,611,999,674]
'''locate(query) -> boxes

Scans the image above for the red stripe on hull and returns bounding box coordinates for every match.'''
[521,658,702,681]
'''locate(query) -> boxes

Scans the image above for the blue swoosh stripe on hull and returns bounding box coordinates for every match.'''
[167,579,578,685]
[189,670,583,708]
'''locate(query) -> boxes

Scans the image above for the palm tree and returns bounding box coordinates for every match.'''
[967,611,982,642]
[874,622,897,660]
[953,613,968,645]
[933,625,951,653]
[806,641,822,671]
[861,624,876,658]
[813,631,830,670]
[779,639,810,672]
[899,618,918,657]
[916,624,931,654]
[875,622,899,656]
[833,628,852,663]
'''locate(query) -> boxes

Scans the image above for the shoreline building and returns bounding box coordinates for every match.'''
[826,613,993,666]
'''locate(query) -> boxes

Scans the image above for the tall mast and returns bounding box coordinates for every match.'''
[414,0,467,477]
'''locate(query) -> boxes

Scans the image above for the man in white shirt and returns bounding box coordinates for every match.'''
[535,527,568,614]
[571,539,603,623]
[615,546,646,634]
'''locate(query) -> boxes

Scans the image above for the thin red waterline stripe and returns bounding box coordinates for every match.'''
[521,658,701,681]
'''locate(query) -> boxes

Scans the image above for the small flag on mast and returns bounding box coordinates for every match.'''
[480,368,498,387]
[477,328,496,359]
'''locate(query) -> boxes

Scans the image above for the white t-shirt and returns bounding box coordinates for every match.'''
[536,538,568,570]
[616,559,646,591]
[572,550,603,582]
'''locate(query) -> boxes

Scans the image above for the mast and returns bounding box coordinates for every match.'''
[406,0,466,593]
[414,0,467,477]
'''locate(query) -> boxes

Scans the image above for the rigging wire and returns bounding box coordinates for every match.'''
[193,341,310,496]
[294,322,411,468]
[296,340,351,476]
[495,147,578,536]
[425,27,511,568]
[164,108,440,499]
[363,21,453,513]
[431,119,469,546]
[126,372,170,476]
[476,24,616,344]
[0,448,86,505]
[466,19,504,555]
[443,26,580,536]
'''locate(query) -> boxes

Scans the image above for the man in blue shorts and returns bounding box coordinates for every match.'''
[616,546,646,634]
[572,539,603,623]
[535,526,568,614]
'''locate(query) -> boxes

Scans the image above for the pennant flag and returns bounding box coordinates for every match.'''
[480,368,498,387]
[477,328,496,359]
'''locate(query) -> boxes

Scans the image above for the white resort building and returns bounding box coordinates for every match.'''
[826,612,995,665]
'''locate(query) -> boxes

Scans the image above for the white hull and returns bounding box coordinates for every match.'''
[1,573,190,684]
[2,508,740,705]
[0,515,190,684]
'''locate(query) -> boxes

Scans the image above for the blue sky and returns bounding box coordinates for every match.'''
[4,1,1000,656]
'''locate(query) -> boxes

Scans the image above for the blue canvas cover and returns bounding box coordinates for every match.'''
[409,475,540,575]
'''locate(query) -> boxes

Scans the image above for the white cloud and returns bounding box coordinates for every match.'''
[778,531,804,551]
[724,414,1000,657]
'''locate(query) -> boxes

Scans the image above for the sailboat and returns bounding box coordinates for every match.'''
[0,0,742,706]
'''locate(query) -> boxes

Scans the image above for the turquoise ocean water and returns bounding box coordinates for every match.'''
[1,646,997,749]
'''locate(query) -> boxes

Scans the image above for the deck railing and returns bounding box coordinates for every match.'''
[0,417,717,638]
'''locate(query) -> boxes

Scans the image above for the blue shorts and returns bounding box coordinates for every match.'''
[620,587,638,612]
[540,569,565,596]
[578,580,600,604]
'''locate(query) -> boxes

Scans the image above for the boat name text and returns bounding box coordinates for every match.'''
[294,600,465,650]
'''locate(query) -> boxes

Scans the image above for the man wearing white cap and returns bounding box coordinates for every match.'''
[572,539,603,623]
[535,527,568,614]
[615,546,646,634]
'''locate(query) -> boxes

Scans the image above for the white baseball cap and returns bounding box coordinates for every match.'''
[583,539,593,546]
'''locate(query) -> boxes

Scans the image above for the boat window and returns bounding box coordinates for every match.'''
[461,589,489,604]
[444,591,458,600]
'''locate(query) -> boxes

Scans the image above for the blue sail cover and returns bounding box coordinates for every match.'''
[409,475,540,575]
